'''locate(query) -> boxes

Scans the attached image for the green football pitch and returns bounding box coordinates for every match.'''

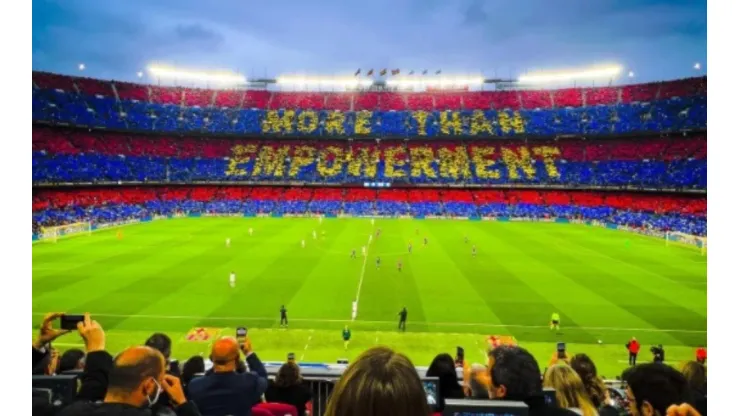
[32,217,706,378]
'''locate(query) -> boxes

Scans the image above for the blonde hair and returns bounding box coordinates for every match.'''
[543,364,598,416]
[324,346,429,416]
[679,361,707,393]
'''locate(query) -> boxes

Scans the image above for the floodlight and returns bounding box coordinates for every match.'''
[518,65,622,84]
[78,63,86,71]
[137,71,144,78]
[628,71,634,78]
[147,65,246,84]
[693,63,701,70]
[276,76,373,88]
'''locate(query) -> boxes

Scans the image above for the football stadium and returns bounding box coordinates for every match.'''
[31,6,708,415]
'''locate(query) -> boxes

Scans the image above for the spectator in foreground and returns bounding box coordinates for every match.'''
[187,336,267,416]
[625,363,692,416]
[426,353,464,410]
[264,360,313,416]
[679,361,707,416]
[146,332,180,376]
[466,363,491,399]
[58,314,200,416]
[488,346,578,416]
[181,355,206,390]
[324,346,429,416]
[58,348,86,373]
[543,364,598,416]
[570,353,619,415]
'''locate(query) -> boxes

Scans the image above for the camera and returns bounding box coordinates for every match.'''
[650,345,665,363]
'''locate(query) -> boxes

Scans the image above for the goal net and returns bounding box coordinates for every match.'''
[39,222,92,243]
[665,231,707,255]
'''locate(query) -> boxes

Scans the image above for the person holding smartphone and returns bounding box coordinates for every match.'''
[187,335,267,416]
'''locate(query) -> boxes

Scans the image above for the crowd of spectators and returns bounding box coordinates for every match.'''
[32,313,707,416]
[33,71,706,136]
[31,187,707,236]
[32,128,706,190]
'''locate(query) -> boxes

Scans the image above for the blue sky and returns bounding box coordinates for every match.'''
[32,0,706,84]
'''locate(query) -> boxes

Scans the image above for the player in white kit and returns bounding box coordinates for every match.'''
[249,228,253,236]
[362,246,366,256]
[301,239,306,248]
[229,271,236,288]
[313,230,317,240]
[352,301,358,320]
[225,238,231,248]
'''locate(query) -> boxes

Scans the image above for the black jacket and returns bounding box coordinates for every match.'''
[512,395,579,416]
[187,353,268,416]
[264,380,313,416]
[75,350,114,402]
[57,401,201,416]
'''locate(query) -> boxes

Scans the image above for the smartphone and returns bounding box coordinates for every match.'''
[556,342,566,359]
[455,346,464,365]
[287,352,295,361]
[236,327,247,343]
[60,314,85,331]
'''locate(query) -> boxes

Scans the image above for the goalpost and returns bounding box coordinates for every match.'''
[665,231,707,255]
[39,222,92,243]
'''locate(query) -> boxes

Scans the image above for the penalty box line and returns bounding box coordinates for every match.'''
[30,312,706,334]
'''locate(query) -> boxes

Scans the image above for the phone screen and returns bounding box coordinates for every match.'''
[236,327,247,343]
[456,346,464,364]
[60,315,85,330]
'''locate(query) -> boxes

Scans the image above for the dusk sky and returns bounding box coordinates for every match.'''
[32,0,707,84]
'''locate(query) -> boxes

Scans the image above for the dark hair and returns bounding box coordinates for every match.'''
[58,349,85,373]
[108,352,165,394]
[489,346,542,400]
[181,356,205,386]
[144,333,172,359]
[325,346,429,416]
[275,361,302,387]
[570,353,607,408]
[426,353,462,403]
[626,363,691,415]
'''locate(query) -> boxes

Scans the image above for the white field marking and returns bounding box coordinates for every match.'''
[51,342,85,347]
[617,360,679,365]
[30,312,706,334]
[352,234,374,321]
[300,330,314,361]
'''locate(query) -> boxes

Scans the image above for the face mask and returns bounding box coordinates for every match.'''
[146,378,162,407]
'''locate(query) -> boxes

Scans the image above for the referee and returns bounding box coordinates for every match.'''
[398,307,408,332]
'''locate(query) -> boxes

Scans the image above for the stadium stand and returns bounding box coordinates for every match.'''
[32,72,706,136]
[32,127,707,190]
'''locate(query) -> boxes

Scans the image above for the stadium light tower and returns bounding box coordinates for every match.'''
[694,62,701,70]
[628,71,635,78]
[137,71,144,78]
[78,63,86,71]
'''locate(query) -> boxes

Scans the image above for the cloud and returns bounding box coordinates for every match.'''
[32,0,707,83]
